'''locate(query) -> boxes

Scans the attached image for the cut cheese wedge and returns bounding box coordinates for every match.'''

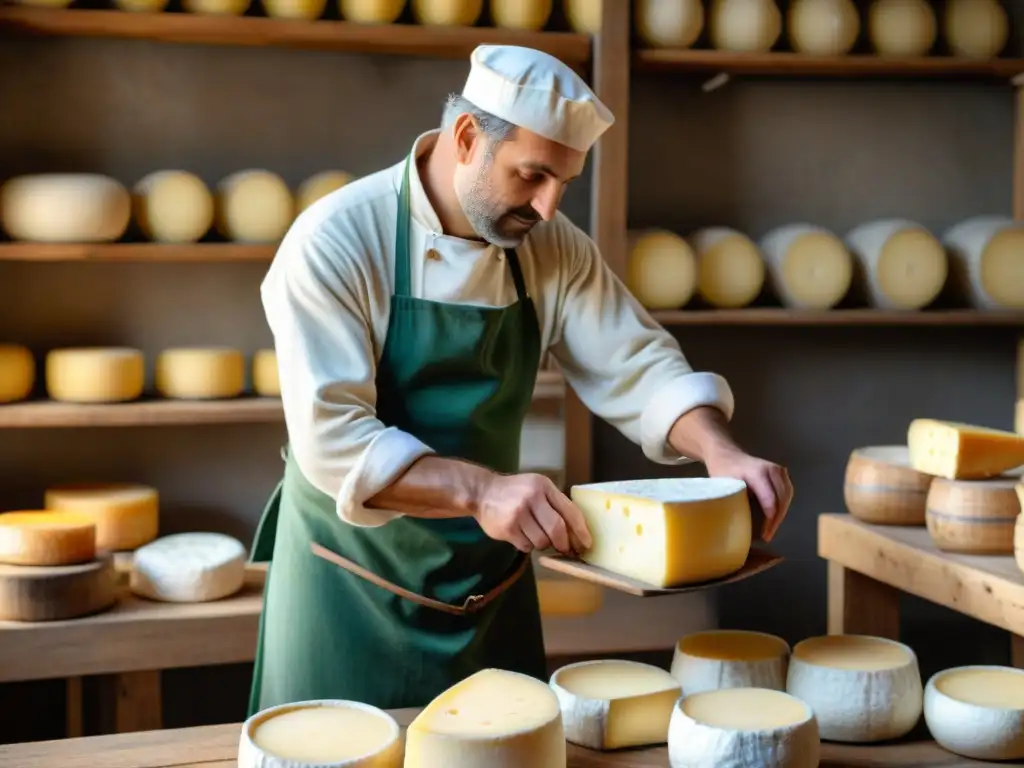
[868,0,936,56]
[925,666,1024,760]
[787,0,859,55]
[689,227,765,309]
[844,446,931,525]
[134,170,214,244]
[0,511,96,566]
[410,0,482,25]
[667,688,819,767]
[786,635,922,743]
[0,174,131,243]
[253,349,280,397]
[405,668,565,767]
[549,660,680,750]
[944,0,1008,59]
[44,483,159,552]
[626,230,697,311]
[925,476,1019,554]
[908,418,1024,480]
[943,216,1024,310]
[339,0,405,22]
[844,219,948,310]
[0,344,34,404]
[536,579,603,617]
[130,532,246,602]
[215,170,293,243]
[490,0,553,29]
[708,0,783,52]
[760,223,853,309]
[45,347,144,404]
[671,629,790,694]
[156,347,245,400]
[635,0,704,49]
[296,171,354,212]
[570,478,752,589]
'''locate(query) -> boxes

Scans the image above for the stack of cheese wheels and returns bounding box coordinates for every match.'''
[563,0,600,33]
[411,0,482,25]
[405,668,566,765]
[924,665,1024,760]
[549,659,681,749]
[263,0,326,19]
[708,0,782,52]
[1016,482,1024,576]
[252,349,280,397]
[339,0,405,22]
[843,446,932,525]
[44,483,159,552]
[671,629,791,694]
[925,476,1019,554]
[296,171,354,213]
[868,0,936,56]
[760,223,853,309]
[844,219,948,310]
[45,348,145,404]
[944,0,1008,59]
[689,227,766,309]
[942,216,1024,310]
[535,578,604,617]
[0,174,131,243]
[0,344,34,404]
[133,170,214,244]
[215,170,294,243]
[787,0,860,56]
[667,688,820,767]
[155,347,245,400]
[907,418,1024,480]
[131,532,247,602]
[635,0,704,49]
[569,478,752,588]
[183,0,251,14]
[626,230,697,311]
[490,0,552,29]
[787,634,923,742]
[239,700,403,768]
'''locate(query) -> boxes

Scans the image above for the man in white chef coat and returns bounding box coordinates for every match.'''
[247,44,794,713]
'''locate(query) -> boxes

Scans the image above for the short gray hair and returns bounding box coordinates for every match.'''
[441,94,517,150]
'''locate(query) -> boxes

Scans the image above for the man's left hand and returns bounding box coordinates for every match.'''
[704,446,793,543]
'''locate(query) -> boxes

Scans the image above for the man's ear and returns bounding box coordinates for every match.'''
[452,113,481,164]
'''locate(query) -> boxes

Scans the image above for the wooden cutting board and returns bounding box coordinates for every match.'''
[0,552,119,621]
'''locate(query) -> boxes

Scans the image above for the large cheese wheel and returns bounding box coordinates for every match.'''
[339,0,405,22]
[786,635,923,743]
[908,417,1024,480]
[868,0,936,56]
[489,0,552,29]
[942,216,1024,310]
[182,0,251,13]
[0,554,118,622]
[626,230,697,311]
[570,478,751,588]
[535,579,603,616]
[671,629,790,694]
[635,0,704,49]
[787,0,859,55]
[759,223,853,309]
[689,227,765,308]
[944,0,1008,59]
[667,688,820,768]
[252,349,280,397]
[844,219,948,310]
[844,445,931,525]
[44,483,159,552]
[708,0,782,52]
[411,0,482,25]
[45,348,144,404]
[239,700,403,768]
[264,0,326,18]
[134,170,214,244]
[0,174,130,243]
[156,347,245,400]
[405,668,566,766]
[563,0,600,33]
[549,659,680,750]
[925,475,1019,554]
[924,666,1024,760]
[0,344,34,404]
[215,170,294,243]
[296,171,354,213]
[130,532,247,602]
[0,511,96,566]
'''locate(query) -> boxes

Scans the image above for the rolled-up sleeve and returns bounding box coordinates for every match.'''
[261,229,434,526]
[547,228,734,465]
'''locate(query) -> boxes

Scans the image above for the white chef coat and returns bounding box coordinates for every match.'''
[261,130,735,527]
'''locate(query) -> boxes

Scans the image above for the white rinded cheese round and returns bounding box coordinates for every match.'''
[786,635,923,743]
[868,0,936,56]
[239,700,403,768]
[626,229,697,310]
[263,0,326,18]
[0,511,96,567]
[296,171,354,213]
[843,446,931,526]
[787,0,859,55]
[0,344,34,404]
[564,0,600,33]
[635,0,704,49]
[944,0,1008,59]
[709,0,782,52]
[134,170,214,244]
[689,227,766,308]
[156,347,245,400]
[667,688,820,767]
[925,475,1018,555]
[45,483,159,552]
[942,215,1024,310]
[215,170,294,243]
[45,348,144,404]
[339,0,405,22]
[924,666,1024,760]
[253,349,280,397]
[183,0,251,13]
[490,0,552,29]
[845,219,948,310]
[411,0,482,25]
[536,579,603,616]
[760,223,853,309]
[671,629,791,694]
[130,532,246,603]
[0,174,130,243]
[549,659,681,750]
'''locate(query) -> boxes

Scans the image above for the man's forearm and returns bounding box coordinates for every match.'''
[667,406,741,462]
[366,456,498,519]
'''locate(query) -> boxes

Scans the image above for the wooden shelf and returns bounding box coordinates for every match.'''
[652,309,1024,326]
[0,242,276,262]
[0,7,592,63]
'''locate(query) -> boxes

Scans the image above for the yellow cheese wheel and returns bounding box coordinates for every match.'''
[787,0,860,55]
[626,229,697,311]
[0,344,35,404]
[564,0,600,33]
[944,0,1008,59]
[113,0,170,10]
[183,0,251,13]
[156,347,245,400]
[844,446,931,525]
[411,0,482,25]
[253,349,280,397]
[845,219,948,310]
[45,484,159,552]
[339,0,406,22]
[868,0,936,56]
[635,0,704,49]
[215,170,294,243]
[709,0,782,52]
[296,171,354,213]
[0,174,131,244]
[943,216,1024,310]
[45,348,144,404]
[490,0,552,29]
[0,511,96,566]
[134,170,214,244]
[689,227,765,309]
[926,475,1019,554]
[760,223,853,309]
[264,0,327,17]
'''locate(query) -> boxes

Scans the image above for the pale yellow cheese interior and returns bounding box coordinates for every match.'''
[780,230,853,309]
[557,660,679,699]
[678,629,789,661]
[682,688,811,730]
[980,227,1024,309]
[936,667,1024,709]
[908,418,1024,480]
[252,705,394,762]
[875,227,948,309]
[793,635,911,671]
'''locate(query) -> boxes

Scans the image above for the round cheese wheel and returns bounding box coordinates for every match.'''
[240,700,403,768]
[0,511,96,567]
[0,174,130,244]
[133,170,214,244]
[787,0,860,55]
[845,219,948,310]
[925,475,1019,554]
[868,0,936,56]
[759,223,853,309]
[489,0,552,29]
[635,0,704,49]
[410,0,482,25]
[564,0,599,32]
[215,170,294,243]
[667,688,820,767]
[45,348,144,404]
[549,659,681,750]
[113,0,170,10]
[942,215,1024,310]
[252,349,280,397]
[689,227,766,308]
[671,629,791,694]
[155,347,245,400]
[843,445,931,525]
[0,344,34,404]
[297,171,354,213]
[944,0,1008,59]
[626,229,697,310]
[924,666,1024,760]
[786,635,922,743]
[0,554,118,622]
[709,0,782,52]
[44,483,159,552]
[130,532,247,603]
[339,0,406,22]
[535,578,603,616]
[264,0,327,18]
[182,0,251,13]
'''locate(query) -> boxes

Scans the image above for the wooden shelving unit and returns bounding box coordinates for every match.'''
[652,309,1024,327]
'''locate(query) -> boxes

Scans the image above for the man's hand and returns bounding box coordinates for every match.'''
[704,445,793,543]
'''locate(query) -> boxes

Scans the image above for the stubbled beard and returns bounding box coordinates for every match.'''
[455,159,538,249]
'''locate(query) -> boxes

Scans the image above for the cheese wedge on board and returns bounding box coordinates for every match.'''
[671,629,790,694]
[924,665,1024,760]
[44,483,159,552]
[925,476,1019,554]
[908,418,1024,480]
[0,511,96,566]
[130,532,246,602]
[0,553,118,622]
[844,445,931,525]
[0,344,34,404]
[46,347,144,404]
[156,347,245,400]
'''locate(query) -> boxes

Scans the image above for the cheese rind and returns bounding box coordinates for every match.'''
[671,629,791,694]
[296,171,354,212]
[133,170,214,244]
[843,446,931,526]
[570,478,752,588]
[0,174,131,243]
[760,224,853,309]
[926,476,1019,554]
[563,0,600,33]
[156,347,245,400]
[339,0,405,22]
[942,216,1024,310]
[868,0,936,56]
[709,0,782,51]
[635,0,704,49]
[943,0,1008,59]
[263,0,327,18]
[0,511,96,566]
[45,347,144,404]
[410,0,482,25]
[787,0,859,55]
[44,483,159,552]
[689,227,766,309]
[0,344,35,404]
[215,170,294,243]
[924,666,1024,760]
[549,659,681,750]
[253,349,280,397]
[908,418,1024,480]
[627,230,697,311]
[130,532,246,602]
[844,219,948,310]
[489,0,553,29]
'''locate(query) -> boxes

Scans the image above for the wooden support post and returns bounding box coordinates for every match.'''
[827,561,901,639]
[97,670,163,734]
[65,676,83,738]
[1012,634,1024,668]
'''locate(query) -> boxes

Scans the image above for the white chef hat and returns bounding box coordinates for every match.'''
[461,45,615,153]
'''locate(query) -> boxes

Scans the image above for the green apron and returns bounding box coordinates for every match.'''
[246,155,546,715]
